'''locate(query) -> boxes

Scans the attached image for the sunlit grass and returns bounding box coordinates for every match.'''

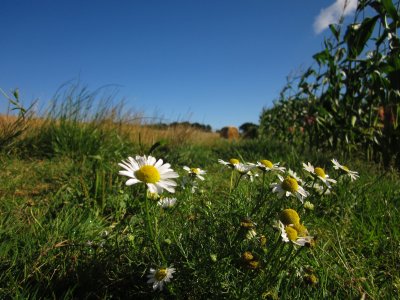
[0,136,399,298]
[0,84,399,298]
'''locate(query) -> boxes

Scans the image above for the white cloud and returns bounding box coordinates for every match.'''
[313,0,358,34]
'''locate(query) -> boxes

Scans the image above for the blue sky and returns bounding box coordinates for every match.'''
[0,0,357,130]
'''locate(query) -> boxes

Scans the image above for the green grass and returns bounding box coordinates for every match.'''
[1,137,400,299]
[0,83,399,298]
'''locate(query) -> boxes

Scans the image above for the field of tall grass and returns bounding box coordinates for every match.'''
[0,84,399,299]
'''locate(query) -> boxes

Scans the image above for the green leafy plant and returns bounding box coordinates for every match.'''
[0,88,34,153]
[260,0,400,169]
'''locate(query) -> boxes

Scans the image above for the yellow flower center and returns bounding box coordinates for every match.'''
[155,268,167,281]
[229,158,240,165]
[279,208,300,225]
[240,219,254,228]
[314,167,326,178]
[260,160,273,168]
[304,274,318,285]
[342,165,349,172]
[248,260,260,269]
[282,177,299,193]
[135,165,160,184]
[285,226,298,241]
[242,251,254,262]
[293,223,308,236]
[190,168,200,174]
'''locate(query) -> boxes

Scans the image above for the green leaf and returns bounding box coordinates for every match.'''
[345,16,379,58]
[381,0,399,21]
[329,24,340,41]
[313,49,330,66]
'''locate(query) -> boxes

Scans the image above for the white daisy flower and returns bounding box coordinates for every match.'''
[276,221,313,246]
[218,158,241,168]
[287,169,304,184]
[157,197,177,208]
[302,162,337,188]
[234,163,255,174]
[331,159,359,181]
[256,159,285,173]
[183,166,206,180]
[271,175,308,203]
[246,228,257,240]
[118,155,179,194]
[147,266,176,291]
[234,163,258,182]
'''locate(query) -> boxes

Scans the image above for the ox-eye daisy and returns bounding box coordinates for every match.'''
[303,162,336,188]
[287,169,304,184]
[218,158,241,168]
[271,175,308,203]
[257,159,285,173]
[183,166,206,181]
[235,163,257,181]
[118,155,179,194]
[235,163,255,174]
[276,220,313,246]
[331,159,359,181]
[147,266,176,291]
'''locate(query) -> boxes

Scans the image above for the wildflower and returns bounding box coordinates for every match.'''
[256,159,285,173]
[246,228,257,240]
[242,251,254,262]
[331,159,359,181]
[292,222,308,237]
[287,168,304,184]
[147,266,176,291]
[276,221,313,246]
[303,162,336,188]
[304,273,318,285]
[119,155,179,193]
[235,163,255,175]
[248,260,260,269]
[183,166,206,181]
[271,175,308,203]
[218,158,241,168]
[279,208,300,225]
[240,218,256,229]
[303,201,314,210]
[157,197,177,208]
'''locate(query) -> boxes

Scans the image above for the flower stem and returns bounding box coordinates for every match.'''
[144,191,154,240]
[144,190,166,263]
[229,169,234,195]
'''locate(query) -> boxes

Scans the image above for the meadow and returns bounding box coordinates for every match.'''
[0,85,399,299]
[1,1,400,298]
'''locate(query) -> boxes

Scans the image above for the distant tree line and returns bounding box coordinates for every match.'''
[147,121,260,138]
[147,121,213,132]
[239,122,259,139]
[215,122,259,139]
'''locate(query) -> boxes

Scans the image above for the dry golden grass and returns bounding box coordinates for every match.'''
[1,114,221,147]
[120,124,220,146]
